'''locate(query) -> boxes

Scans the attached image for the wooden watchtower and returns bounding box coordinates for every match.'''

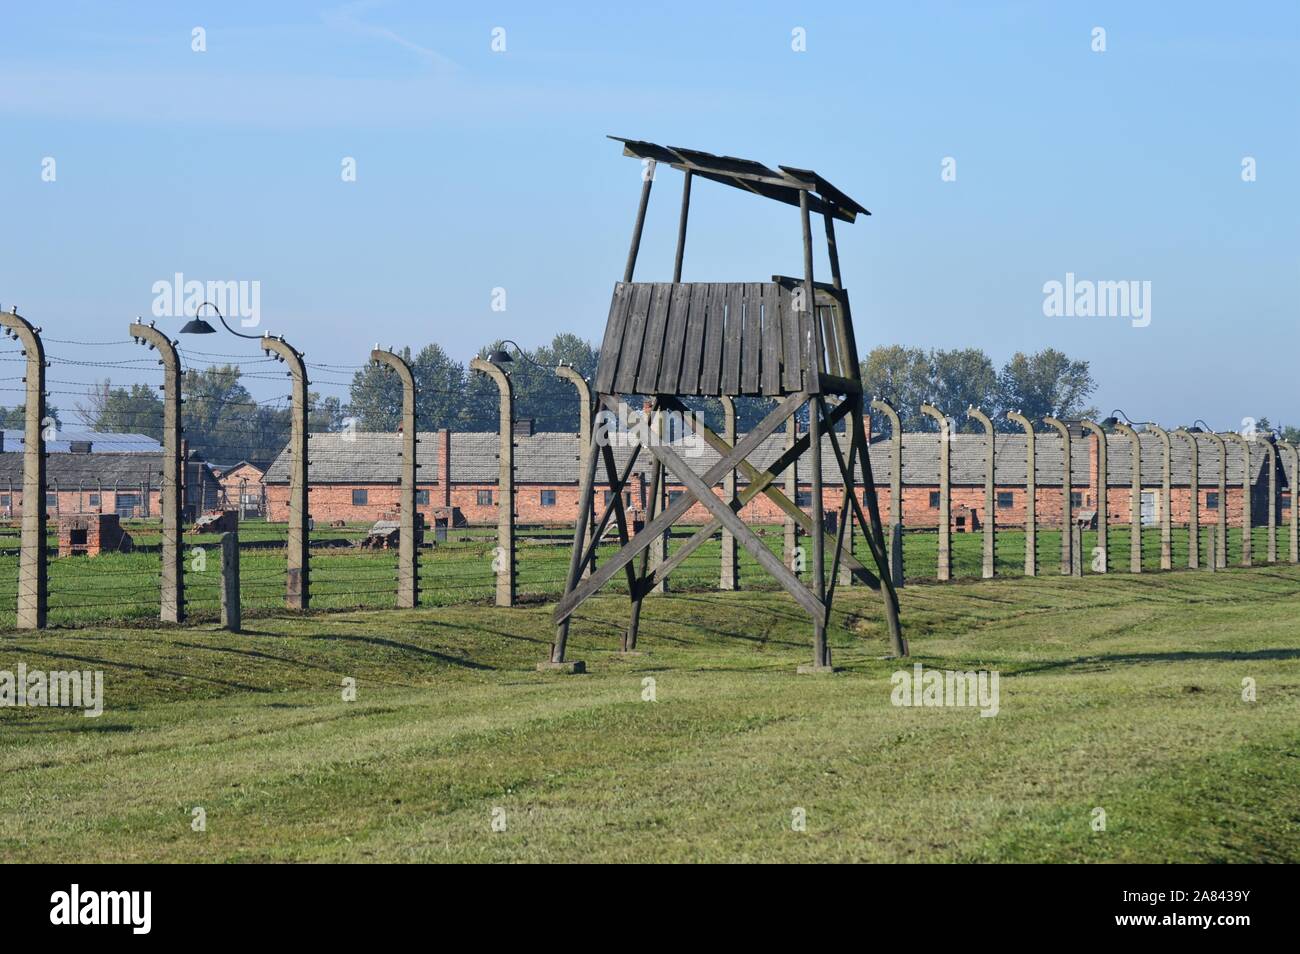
[545,137,904,673]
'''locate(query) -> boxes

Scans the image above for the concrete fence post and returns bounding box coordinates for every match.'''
[1205,432,1228,569]
[1112,421,1143,573]
[556,365,595,581]
[920,404,950,581]
[1173,430,1200,569]
[870,398,904,586]
[1043,417,1073,576]
[130,321,184,622]
[471,357,515,607]
[1261,437,1277,563]
[967,406,996,578]
[1225,432,1252,567]
[220,531,240,632]
[1,308,47,629]
[1006,411,1037,577]
[1148,424,1173,570]
[718,395,739,590]
[1070,522,1083,576]
[372,348,419,608]
[1279,440,1299,564]
[1080,420,1108,573]
[262,336,310,609]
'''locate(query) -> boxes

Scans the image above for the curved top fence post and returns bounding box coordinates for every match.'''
[870,397,903,530]
[130,319,184,622]
[920,403,950,581]
[1006,410,1037,577]
[1145,424,1173,570]
[1110,420,1143,573]
[0,307,46,628]
[1172,429,1200,569]
[1042,417,1073,575]
[967,406,995,579]
[261,335,311,609]
[372,348,419,608]
[470,357,515,608]
[1223,432,1253,567]
[1080,419,1108,572]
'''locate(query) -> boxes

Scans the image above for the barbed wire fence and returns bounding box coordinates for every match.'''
[0,320,1292,634]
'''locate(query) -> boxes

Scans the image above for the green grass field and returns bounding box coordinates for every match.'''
[2,563,1297,862]
[0,520,1284,628]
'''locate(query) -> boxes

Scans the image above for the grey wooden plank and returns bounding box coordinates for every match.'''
[742,282,763,394]
[613,282,653,394]
[721,282,743,395]
[678,283,709,395]
[820,304,840,377]
[656,283,691,394]
[635,282,673,393]
[780,284,802,393]
[700,283,726,394]
[760,282,783,395]
[594,282,631,394]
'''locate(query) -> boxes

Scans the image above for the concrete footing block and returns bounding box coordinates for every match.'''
[537,660,586,674]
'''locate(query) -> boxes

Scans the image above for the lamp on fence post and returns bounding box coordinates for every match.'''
[180,302,311,609]
[473,349,516,608]
[919,404,951,581]
[1103,411,1143,573]
[1193,421,1228,569]
[1173,429,1201,569]
[1278,440,1299,563]
[1224,431,1253,567]
[130,319,184,623]
[1006,410,1037,577]
[1042,417,1073,576]
[371,347,419,609]
[870,397,904,586]
[967,406,996,579]
[0,306,47,629]
[1079,419,1108,573]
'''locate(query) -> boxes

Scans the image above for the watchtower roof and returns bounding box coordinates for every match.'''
[609,136,869,223]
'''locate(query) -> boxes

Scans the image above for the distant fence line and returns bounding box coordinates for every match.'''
[1,308,1297,631]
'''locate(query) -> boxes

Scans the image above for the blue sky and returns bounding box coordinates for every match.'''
[0,1,1295,427]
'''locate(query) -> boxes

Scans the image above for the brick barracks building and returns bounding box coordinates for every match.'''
[262,424,1287,531]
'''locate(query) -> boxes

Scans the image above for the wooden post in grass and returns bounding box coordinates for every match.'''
[471,356,515,607]
[967,406,996,579]
[372,348,419,607]
[261,336,311,609]
[220,531,240,632]
[0,307,47,629]
[1174,429,1200,569]
[1007,411,1037,577]
[718,395,739,590]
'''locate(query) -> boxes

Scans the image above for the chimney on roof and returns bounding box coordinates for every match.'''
[69,440,92,454]
[515,418,535,437]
